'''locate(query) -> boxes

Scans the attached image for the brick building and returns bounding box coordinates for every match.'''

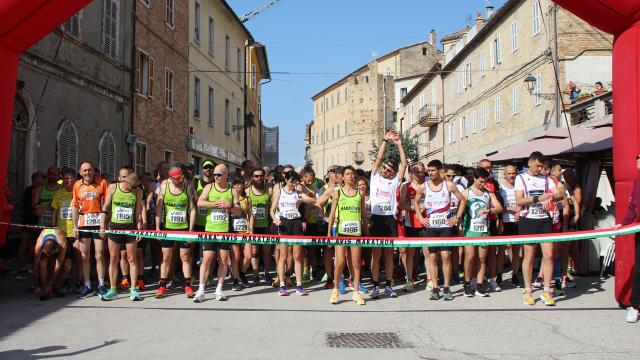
[132,0,189,174]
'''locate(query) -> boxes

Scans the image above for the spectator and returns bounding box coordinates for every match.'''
[563,81,582,104]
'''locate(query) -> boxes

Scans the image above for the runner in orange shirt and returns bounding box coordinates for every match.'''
[71,162,108,298]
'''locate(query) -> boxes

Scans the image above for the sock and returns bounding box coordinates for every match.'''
[198,283,205,293]
[280,281,285,287]
[543,287,551,293]
[233,279,239,285]
[216,284,223,293]
[184,278,191,287]
[464,281,471,286]
[110,286,116,291]
[524,287,533,294]
[159,278,168,287]
[385,280,391,287]
[372,281,379,287]
[84,280,91,288]
[297,282,302,287]
[98,279,105,287]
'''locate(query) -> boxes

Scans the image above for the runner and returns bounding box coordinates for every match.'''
[230,175,253,290]
[444,165,465,285]
[515,151,564,306]
[270,171,317,296]
[32,228,69,300]
[562,168,582,287]
[50,168,78,289]
[414,159,466,301]
[461,167,503,297]
[478,159,504,291]
[154,166,197,299]
[327,165,368,305]
[32,166,61,228]
[498,164,522,288]
[194,164,238,302]
[16,171,45,281]
[99,171,144,301]
[399,162,426,292]
[72,162,108,298]
[246,166,273,285]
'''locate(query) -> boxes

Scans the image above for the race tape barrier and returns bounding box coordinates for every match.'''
[2,221,638,248]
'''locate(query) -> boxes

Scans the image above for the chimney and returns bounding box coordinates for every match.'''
[486,5,494,19]
[429,29,436,46]
[476,11,485,27]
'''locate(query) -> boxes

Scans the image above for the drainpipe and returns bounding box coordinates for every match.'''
[243,41,252,160]
[129,1,137,166]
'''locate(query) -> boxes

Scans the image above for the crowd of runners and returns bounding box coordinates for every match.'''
[15,130,587,307]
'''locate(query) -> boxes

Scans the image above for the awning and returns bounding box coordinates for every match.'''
[487,126,612,161]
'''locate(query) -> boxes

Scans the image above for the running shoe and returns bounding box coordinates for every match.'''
[330,289,339,304]
[370,286,380,299]
[155,286,167,299]
[193,290,206,303]
[352,292,366,305]
[215,291,228,301]
[426,281,434,293]
[539,291,556,306]
[384,286,397,298]
[532,276,544,289]
[232,282,242,291]
[239,274,251,288]
[475,286,489,297]
[463,284,475,297]
[443,287,453,301]
[358,282,368,293]
[285,276,296,287]
[296,286,307,296]
[278,286,288,296]
[563,276,576,288]
[554,279,565,297]
[78,286,94,299]
[137,279,146,291]
[338,278,347,294]
[324,279,334,289]
[185,286,195,298]
[53,288,66,298]
[130,288,141,301]
[403,279,415,292]
[302,272,312,285]
[264,272,273,285]
[271,275,280,288]
[626,307,639,323]
[15,271,28,281]
[100,288,118,301]
[511,275,521,288]
[496,273,503,284]
[119,278,130,290]
[523,290,535,305]
[429,288,441,300]
[97,285,108,297]
[166,280,174,290]
[489,278,501,292]
[321,272,328,282]
[253,275,261,287]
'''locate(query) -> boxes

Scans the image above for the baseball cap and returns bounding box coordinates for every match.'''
[327,165,344,175]
[203,160,214,168]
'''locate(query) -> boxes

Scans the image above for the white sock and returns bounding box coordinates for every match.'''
[297,282,302,287]
[216,284,223,293]
[84,280,91,288]
[98,279,104,287]
[198,283,205,293]
[280,282,285,287]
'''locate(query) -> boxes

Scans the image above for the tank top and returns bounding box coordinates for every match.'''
[249,185,270,229]
[337,188,362,236]
[463,187,491,236]
[38,184,60,226]
[206,183,233,232]
[231,197,250,233]
[163,184,189,230]
[499,184,517,223]
[277,187,301,220]
[404,181,426,228]
[423,180,451,228]
[195,178,213,226]
[111,184,137,225]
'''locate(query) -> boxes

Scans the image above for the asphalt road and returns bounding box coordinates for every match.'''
[0,273,638,360]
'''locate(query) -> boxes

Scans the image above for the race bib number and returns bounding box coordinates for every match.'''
[471,219,488,233]
[60,207,73,220]
[340,221,361,235]
[210,209,228,223]
[168,210,186,224]
[115,208,133,222]
[197,207,208,216]
[429,213,448,228]
[252,207,266,220]
[233,218,248,232]
[41,210,53,225]
[83,213,101,226]
[376,203,392,213]
[529,204,546,216]
[282,209,301,220]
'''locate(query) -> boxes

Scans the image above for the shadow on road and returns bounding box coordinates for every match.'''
[0,339,123,359]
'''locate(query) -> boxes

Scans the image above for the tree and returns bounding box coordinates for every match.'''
[369,131,418,165]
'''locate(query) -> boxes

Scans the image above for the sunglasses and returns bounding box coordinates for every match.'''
[203,166,214,170]
[171,175,185,181]
[213,173,224,177]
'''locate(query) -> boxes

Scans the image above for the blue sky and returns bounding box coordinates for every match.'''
[229,0,507,167]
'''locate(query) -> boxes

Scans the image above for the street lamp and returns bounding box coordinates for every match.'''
[523,74,556,100]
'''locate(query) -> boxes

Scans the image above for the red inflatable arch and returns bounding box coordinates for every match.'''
[0,0,638,305]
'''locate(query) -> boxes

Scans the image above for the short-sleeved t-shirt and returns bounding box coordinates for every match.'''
[72,179,108,227]
[514,173,556,220]
[370,173,399,217]
[51,188,74,236]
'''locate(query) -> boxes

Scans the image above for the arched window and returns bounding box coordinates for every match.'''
[99,131,116,181]
[57,119,78,170]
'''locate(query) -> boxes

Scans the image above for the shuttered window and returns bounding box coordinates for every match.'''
[135,49,153,97]
[102,0,120,60]
[63,12,81,39]
[135,142,147,175]
[99,132,116,181]
[57,119,78,170]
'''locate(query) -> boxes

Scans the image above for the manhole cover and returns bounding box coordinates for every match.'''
[325,332,408,348]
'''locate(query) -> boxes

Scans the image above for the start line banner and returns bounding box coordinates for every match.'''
[3,222,639,248]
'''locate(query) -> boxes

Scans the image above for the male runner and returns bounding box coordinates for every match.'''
[399,162,426,292]
[478,159,504,291]
[498,164,522,287]
[33,228,69,300]
[515,151,564,306]
[72,162,108,298]
[414,160,466,300]
[246,167,273,285]
[51,168,78,288]
[100,172,144,301]
[32,166,61,228]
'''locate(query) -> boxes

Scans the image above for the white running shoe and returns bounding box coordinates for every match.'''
[626,307,639,323]
[193,290,206,303]
[215,291,228,301]
[489,278,502,292]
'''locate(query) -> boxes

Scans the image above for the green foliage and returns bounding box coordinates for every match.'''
[369,131,418,165]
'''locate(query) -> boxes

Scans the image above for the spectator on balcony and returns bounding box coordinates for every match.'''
[594,81,608,96]
[563,81,582,104]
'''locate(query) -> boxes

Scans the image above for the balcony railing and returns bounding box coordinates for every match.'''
[418,104,440,127]
[564,91,612,126]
